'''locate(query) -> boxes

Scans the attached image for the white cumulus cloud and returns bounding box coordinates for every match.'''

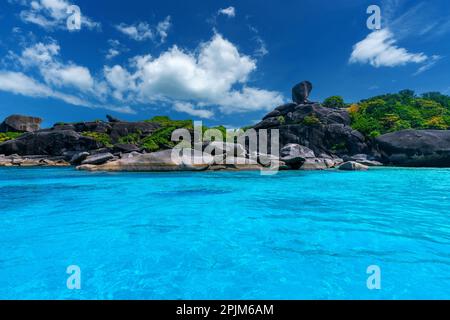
[1,33,282,117]
[105,33,283,113]
[349,29,427,67]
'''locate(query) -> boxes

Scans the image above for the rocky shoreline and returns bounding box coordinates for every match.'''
[1,81,450,172]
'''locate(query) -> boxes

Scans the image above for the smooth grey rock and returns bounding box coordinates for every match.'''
[0,115,42,132]
[280,144,315,168]
[81,153,114,165]
[357,160,383,167]
[338,161,369,171]
[300,158,329,170]
[70,152,90,165]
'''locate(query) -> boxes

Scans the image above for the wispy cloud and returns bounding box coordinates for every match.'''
[249,25,268,58]
[10,0,100,31]
[173,102,214,119]
[105,39,128,60]
[218,7,236,18]
[413,55,443,76]
[116,16,172,43]
[0,71,133,114]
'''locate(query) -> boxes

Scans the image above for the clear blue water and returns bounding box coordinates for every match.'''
[1,167,449,300]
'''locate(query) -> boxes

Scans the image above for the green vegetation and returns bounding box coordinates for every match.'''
[350,90,450,137]
[323,96,346,109]
[141,116,195,151]
[0,132,22,143]
[141,126,180,152]
[81,132,113,147]
[118,132,141,145]
[145,116,193,129]
[303,115,321,126]
[277,115,286,125]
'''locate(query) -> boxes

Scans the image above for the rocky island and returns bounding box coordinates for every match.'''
[2,81,450,171]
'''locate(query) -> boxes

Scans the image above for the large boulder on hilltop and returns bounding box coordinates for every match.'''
[292,81,313,104]
[0,115,42,132]
[375,129,450,167]
[255,103,369,157]
[106,115,121,123]
[0,130,101,156]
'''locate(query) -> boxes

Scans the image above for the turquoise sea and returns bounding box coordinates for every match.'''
[1,167,449,300]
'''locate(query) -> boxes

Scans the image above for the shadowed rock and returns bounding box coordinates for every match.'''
[106,115,121,123]
[0,130,101,156]
[375,129,450,167]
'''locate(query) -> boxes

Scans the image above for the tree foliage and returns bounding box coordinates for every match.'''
[323,96,346,109]
[350,90,450,137]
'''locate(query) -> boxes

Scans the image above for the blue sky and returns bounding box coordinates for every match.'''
[0,0,449,128]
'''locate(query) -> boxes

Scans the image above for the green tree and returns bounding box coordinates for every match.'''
[323,96,346,109]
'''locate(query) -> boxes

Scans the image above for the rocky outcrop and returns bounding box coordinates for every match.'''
[255,102,370,157]
[375,129,450,167]
[0,130,101,156]
[77,147,265,172]
[77,149,211,172]
[0,154,69,167]
[0,115,42,133]
[51,120,160,143]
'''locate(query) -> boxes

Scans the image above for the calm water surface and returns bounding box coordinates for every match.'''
[1,167,449,299]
